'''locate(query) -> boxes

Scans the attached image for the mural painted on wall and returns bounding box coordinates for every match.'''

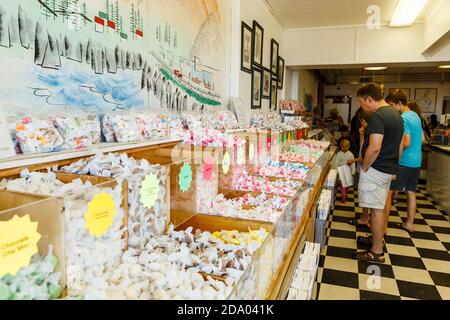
[146,0,228,110]
[0,0,228,115]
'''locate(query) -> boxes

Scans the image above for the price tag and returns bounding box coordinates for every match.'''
[222,152,231,175]
[203,157,214,181]
[249,143,255,161]
[140,173,160,209]
[0,215,41,277]
[85,193,116,238]
[237,147,245,165]
[179,163,193,193]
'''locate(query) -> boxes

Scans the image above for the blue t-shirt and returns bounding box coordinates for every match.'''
[400,111,423,168]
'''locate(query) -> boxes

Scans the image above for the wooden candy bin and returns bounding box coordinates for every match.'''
[0,190,65,298]
[173,213,275,300]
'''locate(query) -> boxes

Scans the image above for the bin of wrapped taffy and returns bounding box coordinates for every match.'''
[0,191,65,300]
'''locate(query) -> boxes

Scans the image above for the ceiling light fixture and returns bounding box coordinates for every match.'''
[390,0,429,27]
[364,67,388,71]
[438,65,450,69]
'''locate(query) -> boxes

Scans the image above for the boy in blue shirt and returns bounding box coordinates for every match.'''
[385,90,424,234]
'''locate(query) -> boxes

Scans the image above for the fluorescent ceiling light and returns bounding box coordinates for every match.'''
[390,0,429,27]
[438,65,450,69]
[365,67,388,71]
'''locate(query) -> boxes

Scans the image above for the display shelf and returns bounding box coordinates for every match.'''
[265,156,332,300]
[308,129,323,139]
[0,138,182,176]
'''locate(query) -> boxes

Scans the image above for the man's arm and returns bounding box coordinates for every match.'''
[403,134,411,149]
[362,134,383,172]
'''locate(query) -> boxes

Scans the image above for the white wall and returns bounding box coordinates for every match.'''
[237,0,285,112]
[298,70,319,109]
[324,83,450,120]
[424,0,450,51]
[284,23,450,67]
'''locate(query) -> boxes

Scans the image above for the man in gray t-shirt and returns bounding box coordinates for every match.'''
[353,84,404,264]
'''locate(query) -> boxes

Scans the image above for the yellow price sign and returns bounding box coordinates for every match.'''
[222,152,231,175]
[0,215,41,277]
[140,173,160,209]
[85,193,116,238]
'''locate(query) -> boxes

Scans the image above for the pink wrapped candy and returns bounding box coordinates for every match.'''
[233,170,300,197]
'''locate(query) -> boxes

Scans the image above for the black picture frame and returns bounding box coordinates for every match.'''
[270,77,278,111]
[241,22,253,73]
[262,68,271,99]
[252,21,264,68]
[251,67,262,109]
[278,57,285,89]
[270,39,279,75]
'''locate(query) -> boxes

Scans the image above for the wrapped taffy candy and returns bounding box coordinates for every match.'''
[183,128,245,148]
[201,194,281,223]
[233,170,300,197]
[0,246,62,300]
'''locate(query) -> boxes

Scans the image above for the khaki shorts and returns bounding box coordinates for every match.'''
[358,167,393,210]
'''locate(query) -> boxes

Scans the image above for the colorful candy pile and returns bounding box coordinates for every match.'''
[279,100,306,113]
[12,117,64,154]
[183,129,246,148]
[255,162,309,180]
[279,152,319,164]
[233,170,301,197]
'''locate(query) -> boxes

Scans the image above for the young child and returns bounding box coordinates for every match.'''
[332,138,355,203]
[348,110,372,227]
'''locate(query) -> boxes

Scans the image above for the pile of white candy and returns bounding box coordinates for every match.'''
[287,242,320,300]
[1,170,125,297]
[69,225,268,300]
[200,194,282,223]
[61,153,169,250]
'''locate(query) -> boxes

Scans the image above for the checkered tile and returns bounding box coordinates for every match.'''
[316,182,450,300]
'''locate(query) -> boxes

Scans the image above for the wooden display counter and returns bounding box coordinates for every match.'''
[0,135,334,301]
[265,154,333,300]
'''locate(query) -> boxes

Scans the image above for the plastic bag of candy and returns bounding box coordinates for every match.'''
[50,115,93,150]
[110,114,143,143]
[100,114,117,142]
[13,117,64,154]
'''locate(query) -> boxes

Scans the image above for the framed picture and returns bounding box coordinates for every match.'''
[270,39,279,75]
[415,88,438,113]
[270,77,278,111]
[252,21,264,67]
[278,57,285,89]
[251,67,262,109]
[241,22,253,73]
[389,88,411,100]
[262,68,271,99]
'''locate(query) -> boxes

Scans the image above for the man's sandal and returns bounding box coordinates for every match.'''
[353,250,386,263]
[348,219,370,228]
[357,235,387,247]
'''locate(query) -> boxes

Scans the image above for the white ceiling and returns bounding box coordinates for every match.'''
[266,0,438,28]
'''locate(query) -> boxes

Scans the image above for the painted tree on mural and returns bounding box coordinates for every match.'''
[82,2,88,26]
[59,0,69,22]
[114,0,119,34]
[130,3,135,39]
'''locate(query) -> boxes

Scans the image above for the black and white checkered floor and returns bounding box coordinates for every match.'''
[316,181,450,300]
